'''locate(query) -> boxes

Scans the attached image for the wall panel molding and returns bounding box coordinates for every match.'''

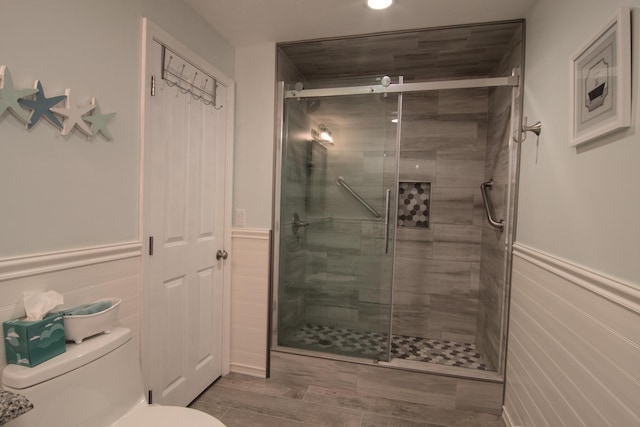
[0,242,142,282]
[230,228,270,377]
[231,228,270,240]
[505,243,640,426]
[513,243,640,314]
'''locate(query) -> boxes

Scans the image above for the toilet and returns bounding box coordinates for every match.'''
[1,327,225,426]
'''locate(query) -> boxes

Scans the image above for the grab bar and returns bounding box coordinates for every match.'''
[336,176,382,219]
[480,179,504,231]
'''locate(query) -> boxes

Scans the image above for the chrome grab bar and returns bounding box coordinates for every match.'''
[336,176,382,219]
[480,179,504,231]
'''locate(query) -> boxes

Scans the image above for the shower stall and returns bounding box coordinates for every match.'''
[272,22,524,384]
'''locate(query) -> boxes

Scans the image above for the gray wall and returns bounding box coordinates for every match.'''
[505,2,640,423]
[516,1,639,284]
[0,0,234,257]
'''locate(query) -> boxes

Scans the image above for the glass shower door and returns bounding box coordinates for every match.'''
[275,89,399,362]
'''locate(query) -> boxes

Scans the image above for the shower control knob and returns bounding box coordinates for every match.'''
[216,249,228,260]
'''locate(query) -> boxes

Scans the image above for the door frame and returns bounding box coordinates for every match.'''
[139,18,234,391]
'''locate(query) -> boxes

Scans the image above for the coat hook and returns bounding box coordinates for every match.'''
[515,116,542,143]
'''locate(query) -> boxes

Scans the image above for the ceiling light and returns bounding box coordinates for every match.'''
[367,0,393,10]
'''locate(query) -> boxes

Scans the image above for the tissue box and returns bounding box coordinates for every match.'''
[3,312,66,367]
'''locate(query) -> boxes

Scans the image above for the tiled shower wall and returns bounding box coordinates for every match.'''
[476,29,523,371]
[277,29,522,365]
[393,89,489,347]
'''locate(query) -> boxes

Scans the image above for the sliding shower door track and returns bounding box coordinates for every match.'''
[284,75,518,99]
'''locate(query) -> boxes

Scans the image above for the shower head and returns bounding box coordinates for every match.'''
[306,99,321,113]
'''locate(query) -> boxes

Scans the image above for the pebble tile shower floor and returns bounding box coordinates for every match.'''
[288,323,490,370]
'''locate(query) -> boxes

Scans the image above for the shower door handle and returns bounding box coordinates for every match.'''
[384,189,391,254]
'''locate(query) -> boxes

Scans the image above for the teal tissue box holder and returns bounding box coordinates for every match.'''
[3,312,66,367]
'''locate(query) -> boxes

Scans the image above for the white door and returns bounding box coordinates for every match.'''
[142,32,229,407]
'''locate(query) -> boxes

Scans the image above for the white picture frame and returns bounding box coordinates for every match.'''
[570,8,631,147]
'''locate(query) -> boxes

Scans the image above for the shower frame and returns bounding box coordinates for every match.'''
[271,72,524,380]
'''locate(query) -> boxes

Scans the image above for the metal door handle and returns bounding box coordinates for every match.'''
[216,249,228,260]
[384,189,391,254]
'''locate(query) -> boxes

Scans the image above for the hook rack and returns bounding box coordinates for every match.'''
[514,116,542,143]
[161,46,223,109]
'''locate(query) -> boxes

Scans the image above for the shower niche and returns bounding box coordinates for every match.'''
[272,20,524,407]
[397,181,431,228]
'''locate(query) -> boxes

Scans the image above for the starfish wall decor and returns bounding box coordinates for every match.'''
[19,81,66,129]
[0,66,38,124]
[0,65,116,140]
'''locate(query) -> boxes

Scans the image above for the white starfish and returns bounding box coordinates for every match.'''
[50,88,95,136]
[0,66,38,123]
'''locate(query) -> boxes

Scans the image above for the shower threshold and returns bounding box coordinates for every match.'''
[284,323,498,380]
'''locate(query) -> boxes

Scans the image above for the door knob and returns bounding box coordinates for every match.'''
[216,249,228,260]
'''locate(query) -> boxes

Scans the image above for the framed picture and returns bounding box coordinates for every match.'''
[570,8,631,147]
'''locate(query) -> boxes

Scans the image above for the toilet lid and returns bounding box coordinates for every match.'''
[113,405,225,427]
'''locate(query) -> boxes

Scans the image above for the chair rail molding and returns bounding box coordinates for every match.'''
[231,228,270,240]
[512,243,640,315]
[0,242,142,282]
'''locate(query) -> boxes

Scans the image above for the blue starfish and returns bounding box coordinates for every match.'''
[19,81,66,129]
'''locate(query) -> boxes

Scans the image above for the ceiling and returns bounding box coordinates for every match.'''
[279,21,522,83]
[183,0,535,48]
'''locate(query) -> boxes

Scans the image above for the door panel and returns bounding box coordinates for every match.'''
[145,39,225,407]
[276,91,399,361]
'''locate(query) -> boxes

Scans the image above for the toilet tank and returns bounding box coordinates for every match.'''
[2,327,146,427]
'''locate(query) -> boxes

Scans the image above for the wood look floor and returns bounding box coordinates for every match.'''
[189,373,506,427]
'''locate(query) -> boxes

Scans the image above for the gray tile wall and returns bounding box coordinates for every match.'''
[476,28,523,371]
[277,23,523,368]
[393,89,488,345]
[270,351,504,415]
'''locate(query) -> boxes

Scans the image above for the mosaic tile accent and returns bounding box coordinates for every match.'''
[287,323,489,370]
[398,182,430,228]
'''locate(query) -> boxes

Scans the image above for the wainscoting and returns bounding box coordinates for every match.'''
[229,228,270,377]
[503,244,640,426]
[0,242,142,371]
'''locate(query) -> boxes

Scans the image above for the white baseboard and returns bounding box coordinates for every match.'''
[229,363,267,378]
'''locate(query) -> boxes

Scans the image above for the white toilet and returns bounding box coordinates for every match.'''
[1,327,225,426]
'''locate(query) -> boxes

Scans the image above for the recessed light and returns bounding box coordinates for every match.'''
[367,0,393,10]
